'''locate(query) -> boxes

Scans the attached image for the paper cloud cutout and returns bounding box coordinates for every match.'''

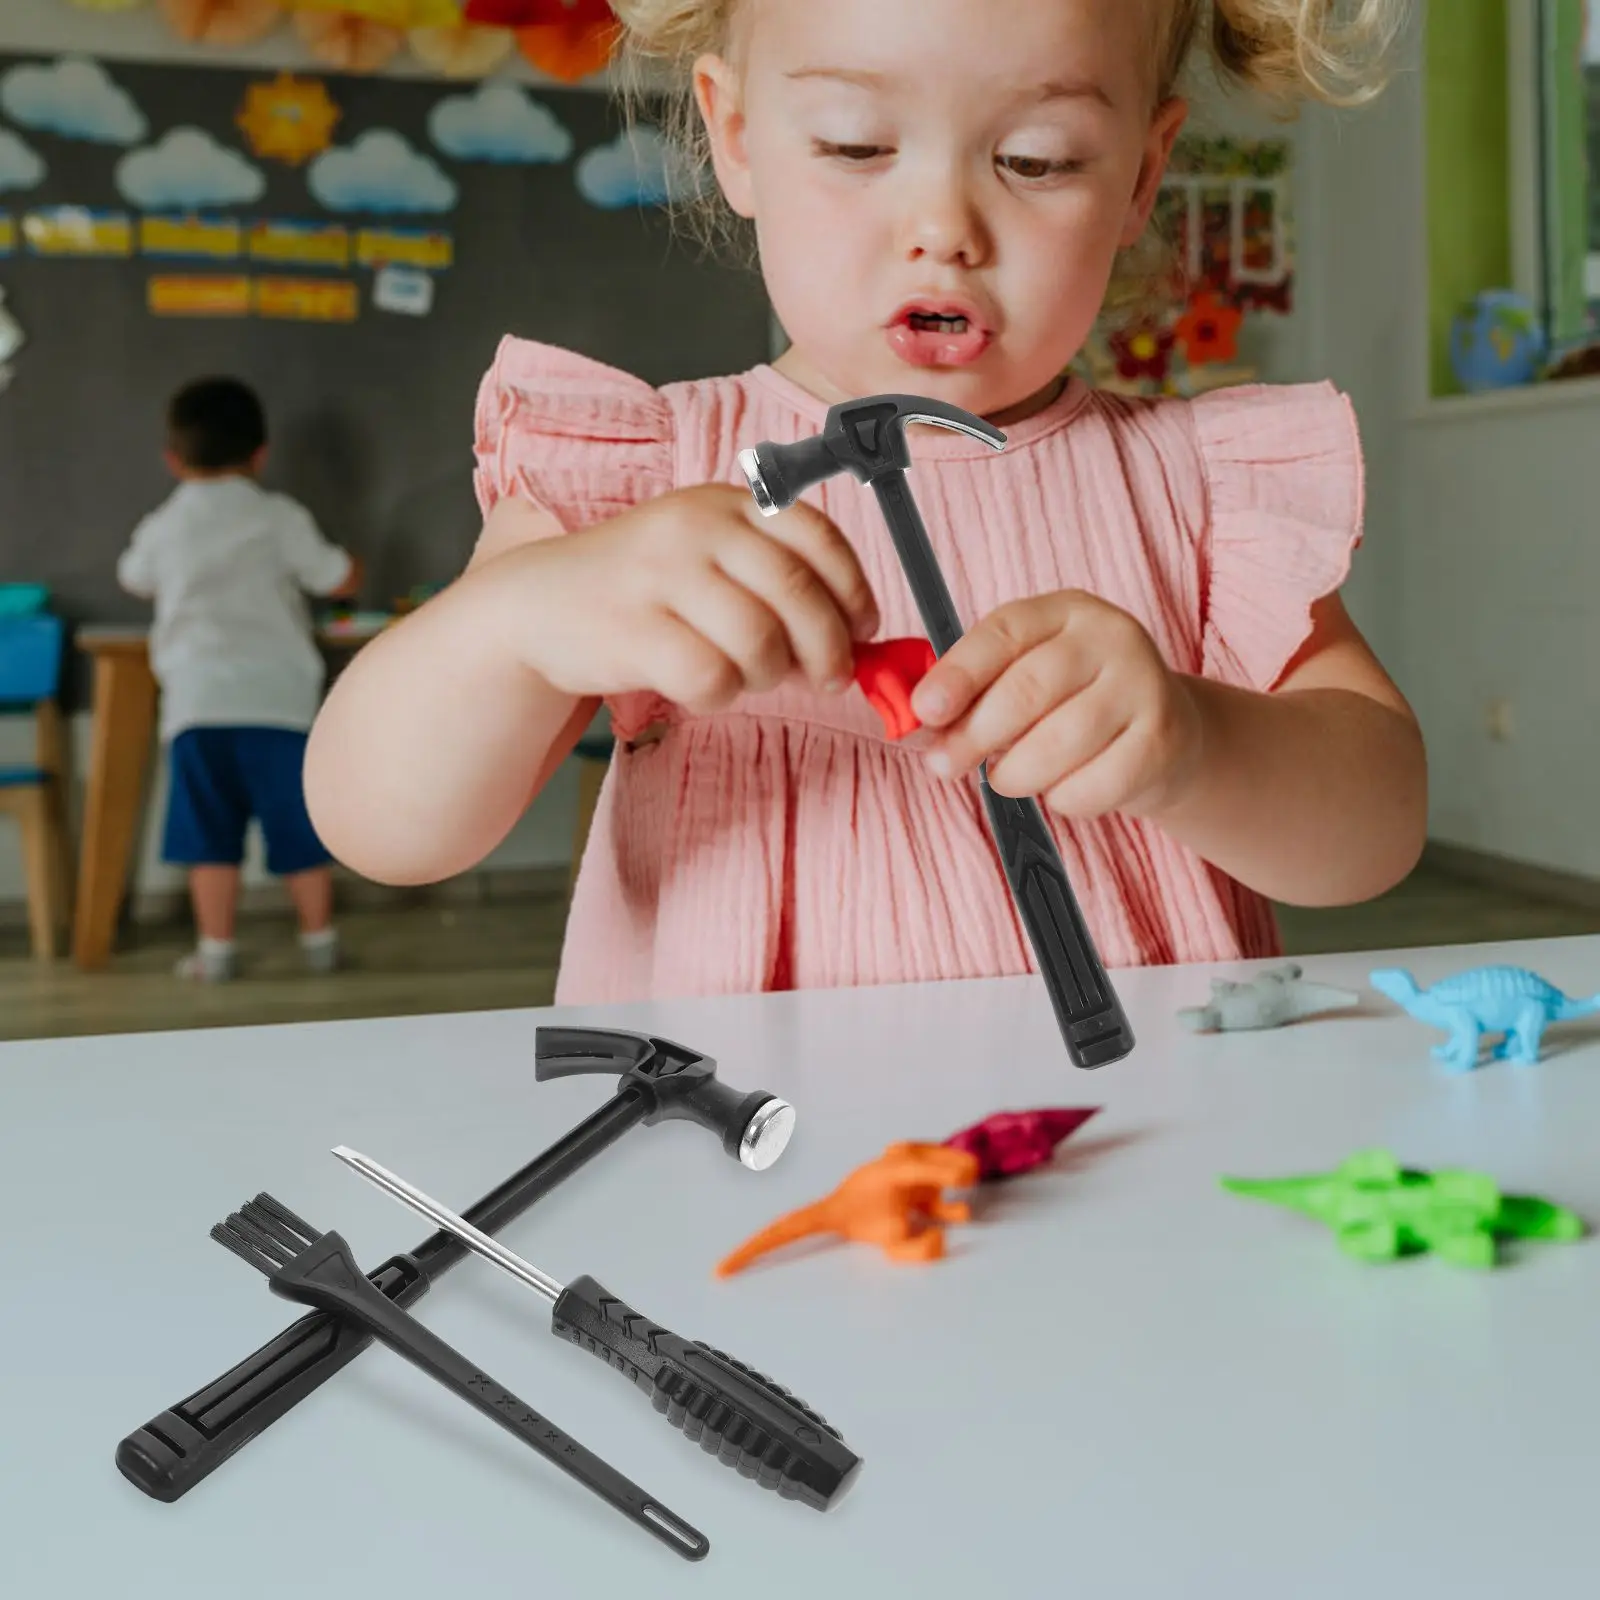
[576,126,700,209]
[115,128,266,210]
[428,82,573,165]
[0,56,147,146]
[0,130,46,196]
[308,129,458,215]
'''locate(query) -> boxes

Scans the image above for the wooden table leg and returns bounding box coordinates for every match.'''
[72,651,157,969]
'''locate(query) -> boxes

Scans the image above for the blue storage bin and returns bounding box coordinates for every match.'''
[0,613,65,705]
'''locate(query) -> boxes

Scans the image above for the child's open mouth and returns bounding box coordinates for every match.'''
[886,302,991,367]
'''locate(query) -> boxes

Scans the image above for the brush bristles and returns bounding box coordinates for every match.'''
[210,1192,324,1275]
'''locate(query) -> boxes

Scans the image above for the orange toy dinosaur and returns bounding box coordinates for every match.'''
[715,1142,981,1275]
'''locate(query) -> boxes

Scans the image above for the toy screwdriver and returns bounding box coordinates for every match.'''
[332,1147,862,1511]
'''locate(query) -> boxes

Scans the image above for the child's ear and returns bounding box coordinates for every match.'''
[692,52,754,218]
[162,447,185,480]
[251,444,269,475]
[1121,96,1188,248]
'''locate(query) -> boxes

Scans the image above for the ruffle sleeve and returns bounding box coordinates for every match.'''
[472,335,677,531]
[470,335,680,741]
[1190,380,1365,691]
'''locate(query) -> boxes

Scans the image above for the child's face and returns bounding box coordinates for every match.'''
[697,0,1185,415]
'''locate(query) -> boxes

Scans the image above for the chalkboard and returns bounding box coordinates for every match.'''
[0,52,771,705]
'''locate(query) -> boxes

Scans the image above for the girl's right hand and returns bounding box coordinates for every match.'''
[489,484,881,711]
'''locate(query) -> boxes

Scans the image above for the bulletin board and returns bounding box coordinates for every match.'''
[0,52,772,691]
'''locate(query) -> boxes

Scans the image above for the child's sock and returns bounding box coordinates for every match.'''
[300,925,340,974]
[175,936,235,982]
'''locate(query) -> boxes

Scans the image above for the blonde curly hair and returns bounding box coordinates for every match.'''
[610,0,1407,311]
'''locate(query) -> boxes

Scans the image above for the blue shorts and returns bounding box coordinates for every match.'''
[162,726,331,877]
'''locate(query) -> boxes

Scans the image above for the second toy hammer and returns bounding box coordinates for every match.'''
[115,1027,794,1502]
[739,394,1135,1069]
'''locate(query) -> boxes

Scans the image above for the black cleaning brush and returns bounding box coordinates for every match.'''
[210,1193,708,1562]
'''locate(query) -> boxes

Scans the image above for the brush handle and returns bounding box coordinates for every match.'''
[552,1275,862,1512]
[978,777,1135,1069]
[273,1234,708,1562]
[116,1095,647,1503]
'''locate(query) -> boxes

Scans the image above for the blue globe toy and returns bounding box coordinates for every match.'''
[1450,290,1546,392]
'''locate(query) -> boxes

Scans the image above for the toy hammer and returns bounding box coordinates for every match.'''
[116,1027,794,1502]
[740,394,1134,1069]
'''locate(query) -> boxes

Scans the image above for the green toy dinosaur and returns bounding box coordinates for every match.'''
[1221,1149,1585,1268]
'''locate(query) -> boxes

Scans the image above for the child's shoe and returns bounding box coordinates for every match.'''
[300,925,340,974]
[174,937,236,982]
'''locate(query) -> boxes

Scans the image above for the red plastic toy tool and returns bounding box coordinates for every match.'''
[943,1107,1100,1180]
[853,638,936,740]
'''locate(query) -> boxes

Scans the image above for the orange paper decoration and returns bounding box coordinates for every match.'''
[513,0,620,82]
[1173,289,1244,366]
[408,22,516,76]
[159,0,286,45]
[293,10,406,70]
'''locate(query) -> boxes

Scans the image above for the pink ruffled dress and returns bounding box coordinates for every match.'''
[472,338,1363,1006]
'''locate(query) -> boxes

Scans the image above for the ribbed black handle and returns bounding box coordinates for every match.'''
[980,777,1134,1069]
[274,1237,709,1561]
[551,1275,862,1512]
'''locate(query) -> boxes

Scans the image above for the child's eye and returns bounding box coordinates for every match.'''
[998,154,1083,181]
[813,139,892,163]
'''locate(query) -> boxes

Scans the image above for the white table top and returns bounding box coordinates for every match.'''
[4,935,1598,1598]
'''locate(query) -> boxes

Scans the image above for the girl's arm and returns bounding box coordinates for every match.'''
[304,498,596,887]
[1147,594,1427,905]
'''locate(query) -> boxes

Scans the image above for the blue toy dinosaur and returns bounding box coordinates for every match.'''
[1369,964,1600,1072]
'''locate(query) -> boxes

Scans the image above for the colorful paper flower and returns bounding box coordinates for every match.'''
[1109,321,1176,382]
[514,0,621,82]
[288,0,460,22]
[292,10,407,71]
[158,0,285,44]
[1173,288,1244,366]
[408,22,515,76]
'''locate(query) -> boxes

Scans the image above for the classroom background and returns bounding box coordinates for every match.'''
[1,0,1597,1041]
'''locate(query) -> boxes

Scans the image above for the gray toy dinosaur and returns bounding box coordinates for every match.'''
[1369,964,1600,1072]
[1177,963,1360,1033]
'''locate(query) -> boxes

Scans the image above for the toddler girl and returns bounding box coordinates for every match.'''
[306,0,1426,1006]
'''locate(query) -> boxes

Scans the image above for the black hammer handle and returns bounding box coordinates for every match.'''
[869,470,1134,1068]
[552,1275,862,1512]
[115,1095,646,1502]
[979,780,1135,1067]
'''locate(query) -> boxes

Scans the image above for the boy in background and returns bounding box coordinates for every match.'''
[118,377,361,981]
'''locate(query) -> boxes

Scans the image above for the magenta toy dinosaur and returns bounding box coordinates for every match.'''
[942,1107,1100,1180]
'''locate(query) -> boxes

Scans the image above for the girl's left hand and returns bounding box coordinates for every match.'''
[909,590,1203,819]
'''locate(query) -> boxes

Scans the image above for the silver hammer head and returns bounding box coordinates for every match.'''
[738,393,1004,514]
[534,1026,794,1171]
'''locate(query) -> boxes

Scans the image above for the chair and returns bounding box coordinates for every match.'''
[0,614,73,960]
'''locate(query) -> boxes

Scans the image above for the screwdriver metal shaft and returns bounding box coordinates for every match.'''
[332,1142,864,1511]
[332,1146,563,1302]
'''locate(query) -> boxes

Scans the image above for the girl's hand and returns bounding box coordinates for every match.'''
[909,590,1202,819]
[489,484,880,712]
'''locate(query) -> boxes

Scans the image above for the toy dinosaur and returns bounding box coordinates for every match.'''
[1177,963,1359,1033]
[1221,1148,1584,1268]
[942,1107,1100,1179]
[714,1141,980,1275]
[1369,964,1600,1071]
[852,638,936,740]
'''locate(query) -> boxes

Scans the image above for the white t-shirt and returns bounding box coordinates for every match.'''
[117,477,353,743]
